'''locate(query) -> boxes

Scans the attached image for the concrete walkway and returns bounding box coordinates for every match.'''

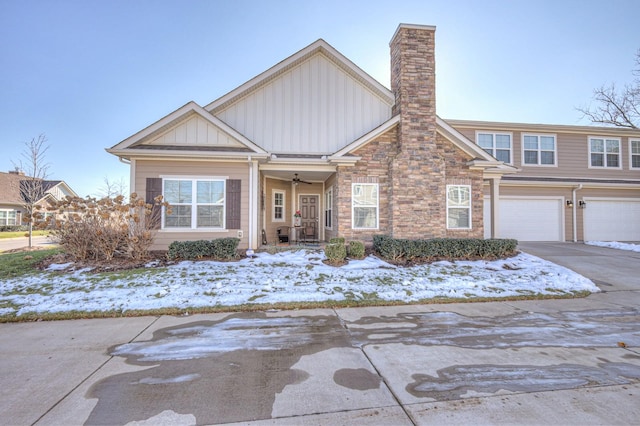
[1,242,639,425]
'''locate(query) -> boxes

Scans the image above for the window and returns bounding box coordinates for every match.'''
[273,190,285,222]
[523,134,556,166]
[0,210,17,226]
[589,137,620,168]
[447,185,471,229]
[163,178,225,229]
[324,187,333,229]
[352,183,378,229]
[477,132,512,163]
[631,140,640,169]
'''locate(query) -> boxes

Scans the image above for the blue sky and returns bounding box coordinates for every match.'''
[1,0,638,197]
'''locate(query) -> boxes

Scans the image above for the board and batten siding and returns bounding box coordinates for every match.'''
[135,160,250,250]
[215,53,392,154]
[455,127,640,180]
[145,115,245,148]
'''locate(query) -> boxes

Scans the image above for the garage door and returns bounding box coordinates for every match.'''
[583,199,640,241]
[484,197,564,241]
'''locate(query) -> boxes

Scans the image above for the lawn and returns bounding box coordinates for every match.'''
[0,248,599,322]
[0,230,49,239]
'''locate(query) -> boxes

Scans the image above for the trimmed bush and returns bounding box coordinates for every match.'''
[329,237,345,245]
[168,238,240,260]
[347,240,365,259]
[324,242,347,263]
[373,235,517,262]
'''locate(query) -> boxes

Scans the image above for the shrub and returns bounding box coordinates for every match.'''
[324,242,347,264]
[347,240,365,259]
[329,237,345,245]
[373,235,517,262]
[167,238,240,260]
[46,193,170,261]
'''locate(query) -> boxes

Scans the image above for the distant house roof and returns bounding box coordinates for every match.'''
[0,171,78,207]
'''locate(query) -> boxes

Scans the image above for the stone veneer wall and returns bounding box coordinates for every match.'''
[335,127,399,242]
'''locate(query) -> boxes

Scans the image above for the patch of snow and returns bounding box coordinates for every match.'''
[46,262,73,271]
[585,241,640,253]
[0,250,599,317]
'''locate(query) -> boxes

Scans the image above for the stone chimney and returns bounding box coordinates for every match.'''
[388,23,445,238]
[9,167,25,176]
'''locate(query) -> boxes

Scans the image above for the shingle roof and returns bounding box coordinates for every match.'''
[0,172,65,206]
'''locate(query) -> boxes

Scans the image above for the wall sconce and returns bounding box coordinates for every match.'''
[566,200,573,208]
[579,200,587,208]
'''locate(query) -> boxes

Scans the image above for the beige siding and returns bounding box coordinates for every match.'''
[264,178,292,244]
[455,126,640,180]
[216,53,392,154]
[135,160,250,250]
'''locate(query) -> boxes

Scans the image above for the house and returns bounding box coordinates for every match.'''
[107,23,640,250]
[0,169,79,228]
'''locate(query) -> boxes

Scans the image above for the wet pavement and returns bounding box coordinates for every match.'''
[1,242,639,425]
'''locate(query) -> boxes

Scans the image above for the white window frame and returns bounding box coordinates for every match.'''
[162,177,226,230]
[630,139,640,169]
[352,183,379,230]
[272,190,285,222]
[0,209,17,226]
[476,131,512,164]
[446,185,472,230]
[589,136,622,169]
[522,133,557,167]
[324,187,333,229]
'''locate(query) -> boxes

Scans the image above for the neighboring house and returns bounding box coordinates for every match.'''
[447,121,640,242]
[107,23,640,250]
[0,169,79,227]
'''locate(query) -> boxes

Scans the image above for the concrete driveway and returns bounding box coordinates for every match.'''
[1,242,639,425]
[518,241,640,291]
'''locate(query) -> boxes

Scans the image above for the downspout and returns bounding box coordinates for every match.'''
[572,184,582,243]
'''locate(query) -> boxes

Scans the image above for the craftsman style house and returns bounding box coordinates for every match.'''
[108,24,640,250]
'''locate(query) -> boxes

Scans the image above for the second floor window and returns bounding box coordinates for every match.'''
[523,134,556,166]
[631,140,640,169]
[477,132,511,163]
[589,137,620,168]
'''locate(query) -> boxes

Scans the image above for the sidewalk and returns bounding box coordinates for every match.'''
[2,290,639,425]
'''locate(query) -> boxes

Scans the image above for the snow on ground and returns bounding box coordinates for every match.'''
[585,241,640,253]
[0,250,599,317]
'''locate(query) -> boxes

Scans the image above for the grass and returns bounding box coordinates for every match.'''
[0,230,49,239]
[0,248,594,323]
[0,248,61,280]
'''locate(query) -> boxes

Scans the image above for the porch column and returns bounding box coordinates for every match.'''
[489,177,501,239]
[249,160,260,249]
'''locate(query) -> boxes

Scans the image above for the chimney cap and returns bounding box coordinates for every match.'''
[390,23,437,45]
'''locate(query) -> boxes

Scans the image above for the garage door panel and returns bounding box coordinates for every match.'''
[485,198,563,241]
[584,200,640,241]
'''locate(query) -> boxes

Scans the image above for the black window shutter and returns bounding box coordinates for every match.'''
[146,178,163,230]
[226,179,241,229]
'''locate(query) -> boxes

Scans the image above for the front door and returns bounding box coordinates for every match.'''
[299,195,319,239]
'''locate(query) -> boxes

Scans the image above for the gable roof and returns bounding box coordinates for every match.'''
[0,172,78,207]
[206,39,394,113]
[107,102,269,160]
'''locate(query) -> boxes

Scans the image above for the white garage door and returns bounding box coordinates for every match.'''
[484,197,564,241]
[583,199,640,241]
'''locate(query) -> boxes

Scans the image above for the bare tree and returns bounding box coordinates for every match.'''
[577,50,640,129]
[96,176,128,199]
[12,134,50,248]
